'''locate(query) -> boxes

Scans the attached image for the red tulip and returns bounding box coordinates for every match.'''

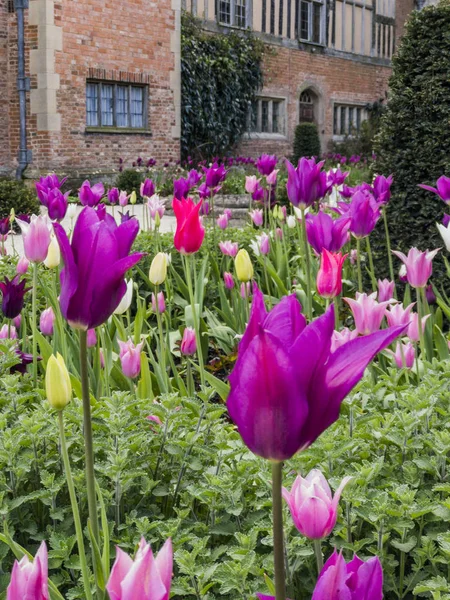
[316,250,347,299]
[172,198,205,254]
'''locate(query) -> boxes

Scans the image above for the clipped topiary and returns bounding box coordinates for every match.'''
[115,169,144,195]
[372,2,450,286]
[292,123,321,162]
[0,178,40,218]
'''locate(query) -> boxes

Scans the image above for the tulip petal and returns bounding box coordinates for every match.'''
[227,330,309,461]
[6,561,27,600]
[295,495,331,539]
[106,547,134,600]
[115,218,140,258]
[353,556,383,600]
[312,551,352,600]
[264,294,306,348]
[53,222,79,322]
[121,544,166,600]
[155,539,173,600]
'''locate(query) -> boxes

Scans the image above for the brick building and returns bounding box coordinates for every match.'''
[0,0,181,180]
[184,0,415,157]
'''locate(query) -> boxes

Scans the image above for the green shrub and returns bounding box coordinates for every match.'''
[372,3,450,285]
[0,178,40,218]
[115,169,144,194]
[292,123,321,162]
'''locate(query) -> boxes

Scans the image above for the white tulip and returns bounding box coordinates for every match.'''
[114,279,134,315]
[44,235,61,269]
[437,222,450,252]
[287,215,297,229]
[67,203,77,219]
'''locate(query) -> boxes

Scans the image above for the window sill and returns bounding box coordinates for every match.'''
[298,39,326,48]
[332,134,358,141]
[85,127,152,135]
[245,132,288,141]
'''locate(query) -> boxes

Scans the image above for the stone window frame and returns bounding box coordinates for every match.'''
[332,101,368,139]
[298,0,327,46]
[85,80,150,134]
[246,95,288,140]
[217,0,250,28]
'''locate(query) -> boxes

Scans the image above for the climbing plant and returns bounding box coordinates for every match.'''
[181,12,264,161]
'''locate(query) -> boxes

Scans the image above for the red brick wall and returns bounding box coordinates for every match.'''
[396,0,415,45]
[0,0,10,172]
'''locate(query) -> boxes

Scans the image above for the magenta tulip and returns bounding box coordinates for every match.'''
[16,215,52,263]
[108,187,120,205]
[305,211,351,255]
[204,163,227,187]
[373,174,393,205]
[392,247,439,288]
[173,177,191,201]
[282,470,352,539]
[385,302,415,329]
[118,339,143,378]
[172,198,205,254]
[348,190,381,239]
[181,327,197,356]
[316,250,347,299]
[35,173,67,205]
[0,275,30,319]
[256,154,278,176]
[377,278,395,302]
[151,291,166,314]
[40,307,55,336]
[223,272,235,289]
[87,328,97,348]
[45,188,69,221]
[7,541,49,600]
[79,180,104,207]
[328,167,349,187]
[286,157,325,209]
[227,287,405,461]
[419,175,450,204]
[140,178,155,198]
[344,292,393,335]
[106,538,172,600]
[187,169,202,187]
[16,256,30,275]
[387,341,415,368]
[13,315,21,330]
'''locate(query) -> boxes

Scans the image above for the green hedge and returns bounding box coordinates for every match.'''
[292,123,321,161]
[0,178,40,218]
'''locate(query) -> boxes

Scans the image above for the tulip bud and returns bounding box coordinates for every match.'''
[119,191,128,207]
[235,249,254,282]
[46,353,72,410]
[217,214,229,230]
[43,235,61,269]
[9,208,15,224]
[129,190,137,205]
[259,233,270,255]
[240,281,252,298]
[87,328,97,348]
[16,256,29,275]
[154,212,161,228]
[67,203,77,220]
[114,279,133,315]
[16,214,51,263]
[181,327,197,355]
[223,272,235,289]
[149,252,168,286]
[0,324,17,339]
[40,306,55,336]
[118,339,143,378]
[13,315,21,330]
[317,250,347,299]
[287,215,296,229]
[151,291,166,314]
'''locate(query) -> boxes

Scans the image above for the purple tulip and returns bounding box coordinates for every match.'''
[227,287,405,461]
[317,170,333,199]
[443,214,450,227]
[197,183,212,201]
[0,216,10,236]
[373,174,393,205]
[305,211,351,254]
[118,339,143,378]
[199,199,210,216]
[256,154,278,176]
[204,162,227,187]
[339,184,355,199]
[392,247,439,288]
[0,275,30,319]
[40,306,55,336]
[181,327,197,356]
[53,206,144,330]
[348,190,381,238]
[46,188,69,221]
[419,175,450,204]
[328,168,349,187]
[426,284,436,304]
[187,169,202,187]
[283,470,352,539]
[173,177,191,201]
[140,178,155,198]
[35,174,67,206]
[7,541,49,600]
[108,188,120,205]
[13,315,21,330]
[252,183,265,202]
[78,180,105,207]
[120,211,133,223]
[285,157,325,209]
[377,278,396,302]
[312,550,383,600]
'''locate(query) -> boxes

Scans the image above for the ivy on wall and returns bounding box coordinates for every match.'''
[181,12,264,161]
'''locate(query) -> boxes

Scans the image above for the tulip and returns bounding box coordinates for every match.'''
[275,227,283,241]
[256,154,277,176]
[67,203,77,220]
[240,281,252,298]
[187,169,202,187]
[437,220,450,251]
[172,198,205,254]
[0,324,17,339]
[118,339,143,378]
[13,315,21,330]
[266,169,279,186]
[252,184,265,202]
[199,199,210,215]
[181,326,197,356]
[53,207,143,330]
[108,187,120,205]
[106,538,172,600]
[197,183,211,201]
[223,272,235,289]
[331,327,358,352]
[285,157,325,209]
[348,190,381,239]
[385,302,414,329]
[249,209,263,226]
[312,549,383,600]
[392,247,439,288]
[227,287,405,460]
[259,233,271,256]
[16,256,29,275]
[43,235,61,269]
[140,178,155,198]
[35,173,67,205]
[426,284,436,304]
[45,353,72,410]
[407,312,430,342]
[219,241,239,257]
[204,162,227,187]
[46,188,69,221]
[344,292,394,335]
[147,196,165,220]
[377,278,395,302]
[245,175,260,195]
[149,253,168,285]
[287,215,297,229]
[387,341,415,369]
[398,264,408,283]
[306,211,351,254]
[217,214,229,230]
[173,177,191,200]
[317,250,347,299]
[328,167,349,187]
[224,208,232,220]
[443,214,450,227]
[40,307,55,336]
[7,541,49,600]
[79,180,104,207]
[0,275,30,319]
[282,470,352,539]
[147,414,163,426]
[373,174,393,205]
[129,191,137,205]
[119,191,129,207]
[235,249,253,282]
[419,175,450,204]
[87,328,97,348]
[114,280,133,315]
[16,214,51,263]
[151,291,166,314]
[0,216,9,236]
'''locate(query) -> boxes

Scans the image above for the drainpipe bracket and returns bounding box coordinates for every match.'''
[17,76,30,92]
[18,149,33,164]
[14,0,29,9]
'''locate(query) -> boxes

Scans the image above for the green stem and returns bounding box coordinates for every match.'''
[263,258,272,308]
[416,289,426,368]
[300,208,312,319]
[356,238,363,292]
[313,539,324,575]
[32,262,38,387]
[57,411,93,600]
[383,208,395,289]
[185,255,206,388]
[271,462,286,600]
[281,225,291,290]
[155,285,167,392]
[365,237,377,291]
[333,296,340,330]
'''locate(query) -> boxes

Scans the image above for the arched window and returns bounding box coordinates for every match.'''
[299,89,316,123]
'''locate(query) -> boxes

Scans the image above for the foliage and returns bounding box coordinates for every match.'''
[332,101,386,158]
[181,12,264,161]
[292,123,321,162]
[114,169,144,195]
[0,178,40,219]
[372,3,450,284]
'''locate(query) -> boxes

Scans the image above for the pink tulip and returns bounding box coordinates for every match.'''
[385,302,415,328]
[266,169,279,186]
[0,324,17,339]
[223,208,232,220]
[344,292,394,335]
[87,328,97,348]
[377,278,395,302]
[219,241,239,257]
[147,197,165,220]
[151,291,166,314]
[118,339,143,379]
[331,327,358,352]
[106,538,172,600]
[172,198,205,254]
[407,312,431,342]
[119,191,129,207]
[317,250,347,299]
[387,341,415,368]
[100,348,105,369]
[392,247,439,288]
[180,327,197,356]
[249,209,263,226]
[245,175,260,195]
[259,232,270,256]
[16,215,51,263]
[398,264,408,283]
[16,256,30,275]
[240,281,252,298]
[146,415,162,426]
[282,470,352,539]
[13,315,21,330]
[217,214,229,230]
[7,541,49,600]
[275,227,283,241]
[223,272,235,289]
[40,307,55,336]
